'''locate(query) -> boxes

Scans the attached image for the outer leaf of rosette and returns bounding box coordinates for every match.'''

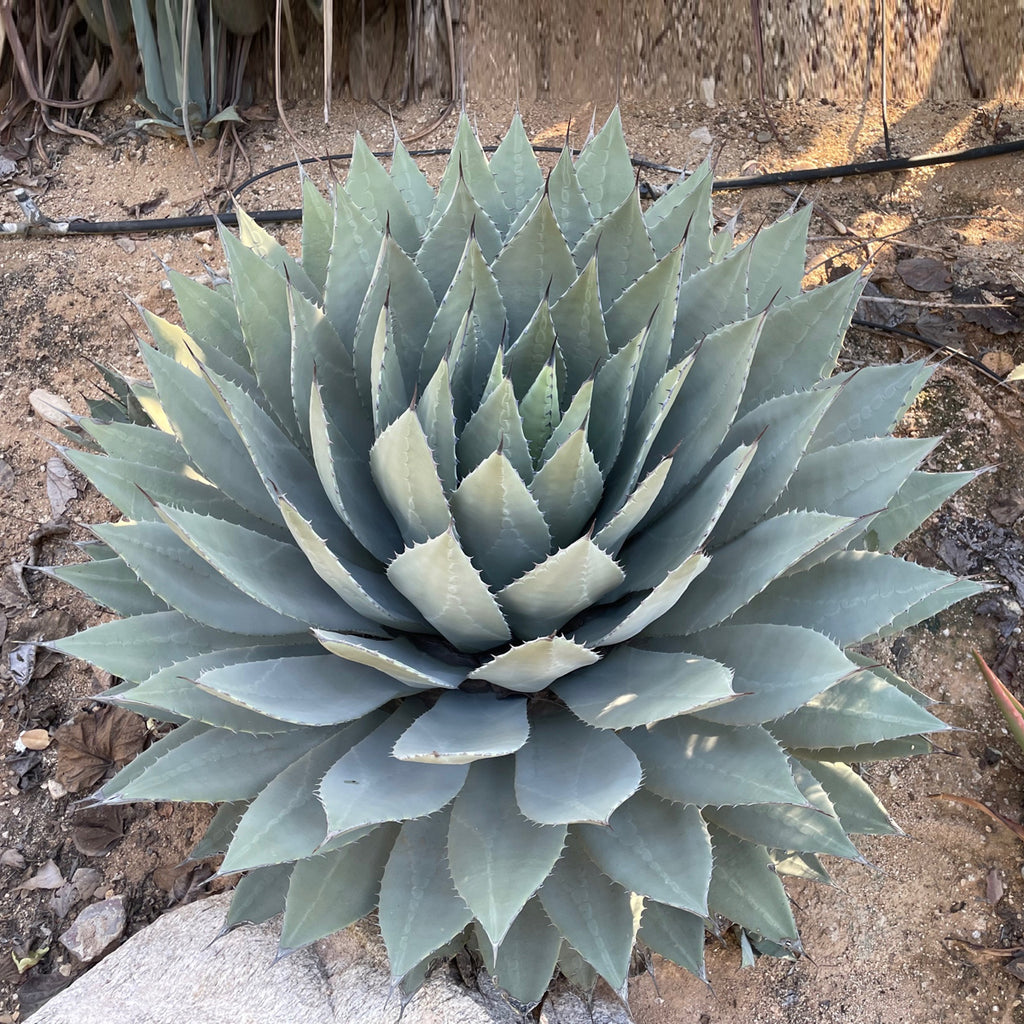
[809,360,933,451]
[579,790,713,915]
[623,717,806,807]
[685,623,859,727]
[346,132,422,255]
[368,408,451,546]
[150,502,382,633]
[537,831,637,991]
[322,185,383,351]
[386,528,513,653]
[232,203,320,304]
[431,113,511,236]
[488,898,562,1007]
[572,187,656,311]
[638,902,707,982]
[448,756,567,948]
[220,714,386,873]
[489,112,545,225]
[738,270,864,417]
[275,493,425,630]
[555,638,734,730]
[352,234,436,410]
[389,129,436,234]
[643,313,764,518]
[135,344,283,527]
[706,826,800,950]
[457,377,533,482]
[317,702,470,841]
[313,631,468,690]
[279,824,399,952]
[468,636,600,693]
[515,707,641,825]
[196,653,415,727]
[549,256,610,396]
[645,511,855,636]
[286,276,365,454]
[644,159,714,267]
[546,144,594,249]
[705,385,837,547]
[417,235,507,393]
[496,537,624,641]
[158,275,250,378]
[450,450,552,589]
[202,364,376,570]
[308,377,401,565]
[492,194,578,339]
[743,201,812,314]
[299,175,332,295]
[218,223,304,447]
[671,237,754,358]
[88,520,305,637]
[392,691,529,765]
[574,107,636,221]
[416,175,503,302]
[378,809,474,981]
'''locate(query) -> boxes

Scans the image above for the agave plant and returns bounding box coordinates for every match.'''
[51,110,982,1005]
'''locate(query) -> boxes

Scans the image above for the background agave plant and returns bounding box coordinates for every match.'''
[52,110,983,1005]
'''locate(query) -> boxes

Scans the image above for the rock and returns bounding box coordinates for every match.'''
[700,76,716,106]
[59,896,127,962]
[689,126,713,145]
[755,130,773,143]
[18,729,51,751]
[27,894,511,1023]
[28,389,76,429]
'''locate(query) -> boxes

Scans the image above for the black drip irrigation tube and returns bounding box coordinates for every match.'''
[4,137,1024,238]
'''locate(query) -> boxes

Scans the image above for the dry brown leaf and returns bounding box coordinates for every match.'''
[70,804,131,857]
[55,705,148,794]
[45,458,77,518]
[896,257,953,292]
[18,858,65,890]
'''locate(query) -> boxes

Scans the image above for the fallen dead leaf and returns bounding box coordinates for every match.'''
[55,705,148,794]
[1,849,26,870]
[70,804,131,857]
[981,350,1015,377]
[18,858,65,891]
[896,257,953,292]
[45,458,77,517]
[9,643,36,688]
[954,283,1024,335]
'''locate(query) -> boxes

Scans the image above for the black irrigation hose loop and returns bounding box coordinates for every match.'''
[13,136,1024,237]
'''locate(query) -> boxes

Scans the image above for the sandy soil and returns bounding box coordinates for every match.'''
[1,94,1023,1023]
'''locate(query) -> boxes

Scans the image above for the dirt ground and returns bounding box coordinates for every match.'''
[1,92,1023,1023]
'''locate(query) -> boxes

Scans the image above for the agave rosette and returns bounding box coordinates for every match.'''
[52,111,982,1003]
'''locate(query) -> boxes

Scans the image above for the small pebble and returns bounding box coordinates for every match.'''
[18,729,50,751]
[756,130,773,143]
[29,389,76,428]
[60,896,127,962]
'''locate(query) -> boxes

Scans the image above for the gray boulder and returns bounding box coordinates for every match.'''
[26,894,631,1024]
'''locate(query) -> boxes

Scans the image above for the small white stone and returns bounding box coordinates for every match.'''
[689,126,713,145]
[29,389,76,428]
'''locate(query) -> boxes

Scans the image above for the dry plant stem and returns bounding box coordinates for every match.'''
[929,793,1024,843]
[274,0,314,157]
[749,0,781,144]
[863,295,1015,310]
